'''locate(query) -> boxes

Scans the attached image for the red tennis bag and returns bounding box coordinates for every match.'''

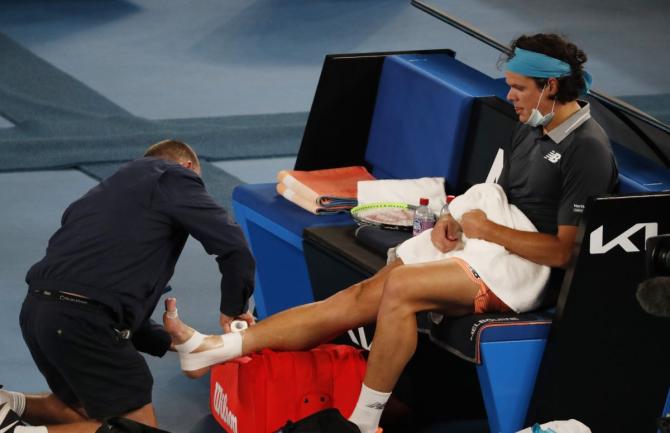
[210,344,367,433]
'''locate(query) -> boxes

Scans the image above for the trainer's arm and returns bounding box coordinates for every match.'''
[154,167,256,318]
[460,210,577,268]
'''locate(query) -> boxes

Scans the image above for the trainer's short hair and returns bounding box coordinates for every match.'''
[144,139,200,167]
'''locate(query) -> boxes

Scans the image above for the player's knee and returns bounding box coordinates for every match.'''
[381,268,413,308]
[339,281,367,308]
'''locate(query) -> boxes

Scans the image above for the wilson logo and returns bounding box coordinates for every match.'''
[589,223,658,254]
[213,382,238,433]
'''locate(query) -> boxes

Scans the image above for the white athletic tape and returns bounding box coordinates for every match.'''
[178,333,242,371]
[174,331,205,354]
[165,308,179,319]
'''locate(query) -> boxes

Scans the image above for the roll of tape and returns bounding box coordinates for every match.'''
[231,320,248,332]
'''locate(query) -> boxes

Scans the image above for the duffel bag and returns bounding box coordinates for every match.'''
[210,344,367,433]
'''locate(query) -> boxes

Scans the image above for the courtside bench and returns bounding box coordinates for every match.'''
[298,94,670,431]
[233,52,506,318]
[232,50,508,318]
[231,49,670,432]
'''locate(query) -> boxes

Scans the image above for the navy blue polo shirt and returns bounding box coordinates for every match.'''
[495,102,618,234]
[26,157,255,332]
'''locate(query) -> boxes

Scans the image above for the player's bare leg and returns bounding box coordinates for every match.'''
[163,260,403,377]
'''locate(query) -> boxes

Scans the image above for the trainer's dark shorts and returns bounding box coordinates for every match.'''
[19,291,153,419]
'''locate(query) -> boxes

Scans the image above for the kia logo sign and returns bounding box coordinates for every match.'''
[589,223,658,254]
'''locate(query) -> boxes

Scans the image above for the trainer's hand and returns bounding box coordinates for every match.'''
[235,311,256,329]
[431,214,461,253]
[220,312,256,333]
[460,209,489,240]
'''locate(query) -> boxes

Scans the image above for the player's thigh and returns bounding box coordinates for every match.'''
[327,259,403,317]
[382,258,479,315]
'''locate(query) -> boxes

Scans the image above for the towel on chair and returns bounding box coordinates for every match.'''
[357,177,446,216]
[396,183,550,313]
[276,166,375,214]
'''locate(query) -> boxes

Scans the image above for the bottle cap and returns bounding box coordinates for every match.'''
[419,198,429,206]
[447,195,456,204]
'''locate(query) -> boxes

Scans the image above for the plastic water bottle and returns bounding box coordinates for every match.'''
[429,196,455,326]
[412,197,435,236]
[440,195,456,217]
[440,199,450,217]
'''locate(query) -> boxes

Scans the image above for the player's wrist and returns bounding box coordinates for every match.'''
[479,218,498,241]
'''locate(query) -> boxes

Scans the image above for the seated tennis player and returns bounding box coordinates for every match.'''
[163,33,618,433]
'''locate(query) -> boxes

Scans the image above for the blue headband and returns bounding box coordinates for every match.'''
[505,47,592,95]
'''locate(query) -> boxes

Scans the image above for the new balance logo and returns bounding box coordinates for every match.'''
[366,402,386,410]
[544,150,562,163]
[589,223,658,254]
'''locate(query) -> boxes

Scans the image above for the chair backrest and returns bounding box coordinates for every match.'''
[457,96,517,193]
[294,49,456,172]
[612,141,670,192]
[586,94,670,192]
[363,53,507,192]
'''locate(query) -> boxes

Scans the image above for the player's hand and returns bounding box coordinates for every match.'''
[431,214,462,253]
[220,311,256,333]
[460,210,489,240]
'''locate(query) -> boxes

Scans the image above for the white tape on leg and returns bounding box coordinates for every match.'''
[177,333,242,371]
[174,331,205,354]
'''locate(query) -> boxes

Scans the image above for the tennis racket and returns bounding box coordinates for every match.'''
[350,202,416,232]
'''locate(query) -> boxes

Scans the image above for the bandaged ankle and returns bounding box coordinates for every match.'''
[349,383,391,433]
[0,388,25,417]
[174,331,242,371]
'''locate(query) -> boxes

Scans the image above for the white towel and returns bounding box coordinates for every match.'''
[357,177,446,216]
[395,183,550,313]
[516,419,591,433]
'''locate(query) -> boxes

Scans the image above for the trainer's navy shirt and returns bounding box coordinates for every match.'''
[495,101,618,235]
[26,157,255,332]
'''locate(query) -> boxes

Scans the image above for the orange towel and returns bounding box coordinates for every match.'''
[276,166,375,214]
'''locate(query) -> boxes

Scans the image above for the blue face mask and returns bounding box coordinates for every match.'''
[525,83,556,127]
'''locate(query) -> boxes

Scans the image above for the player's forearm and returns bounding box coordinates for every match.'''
[480,221,572,268]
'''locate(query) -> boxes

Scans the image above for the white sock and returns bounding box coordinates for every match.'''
[0,388,26,417]
[16,427,48,433]
[348,383,391,433]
